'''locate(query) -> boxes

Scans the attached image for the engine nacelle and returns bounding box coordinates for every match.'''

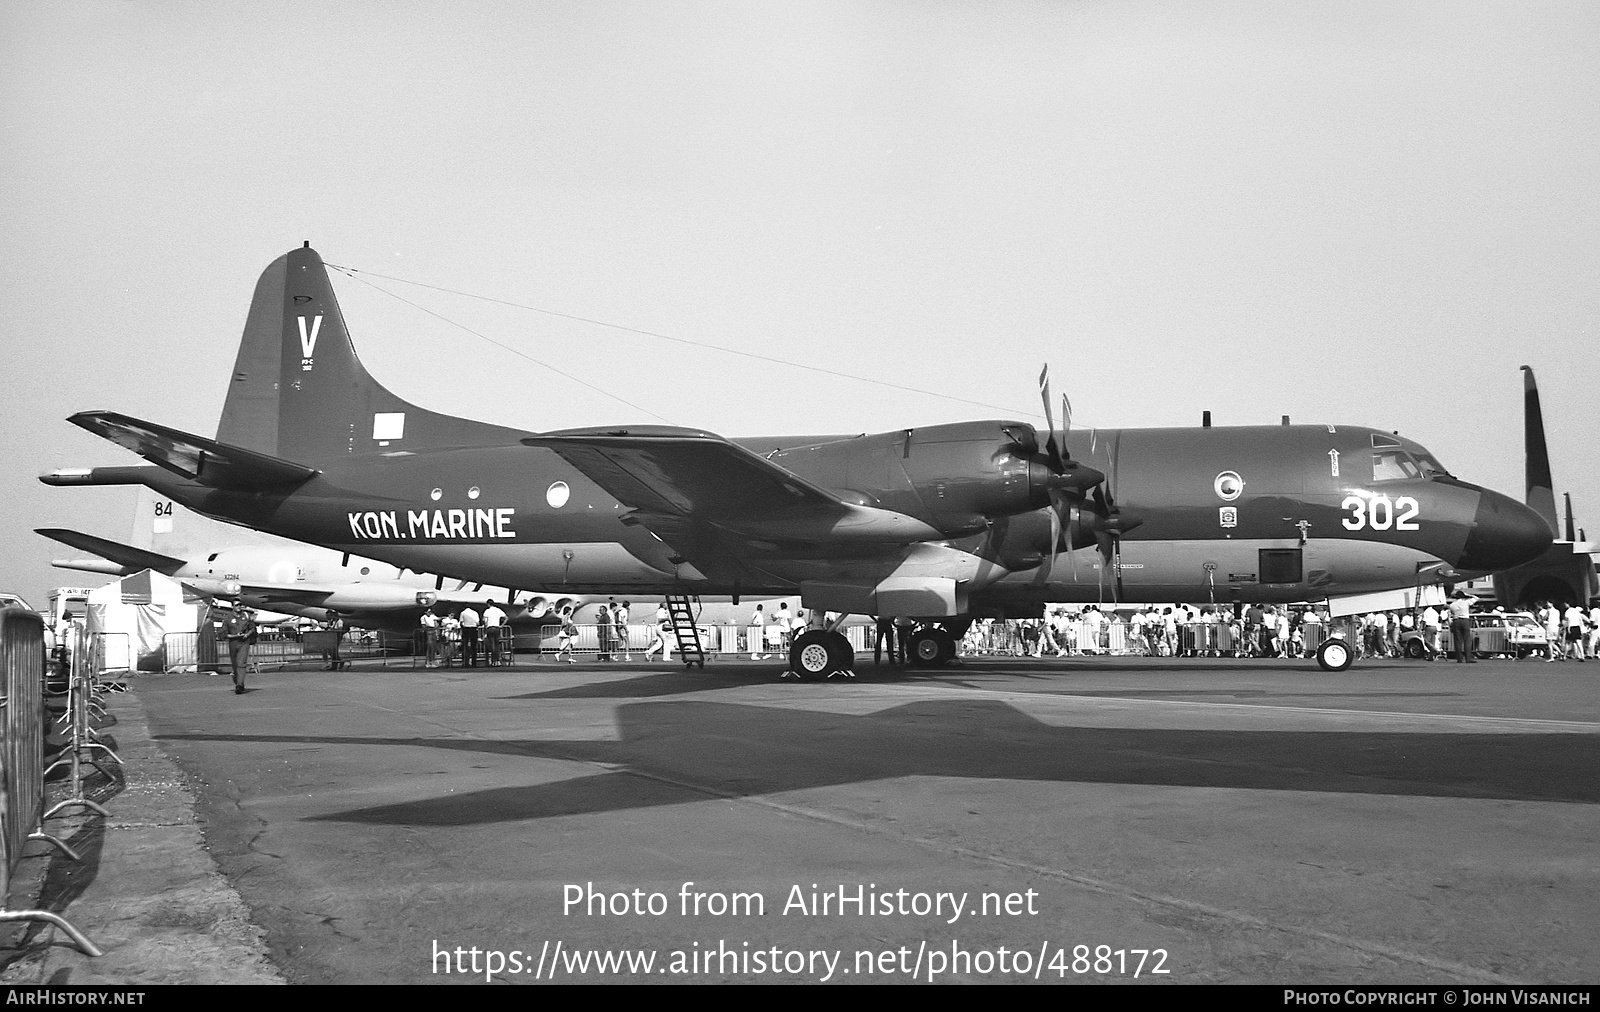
[319,585,445,611]
[762,421,1058,536]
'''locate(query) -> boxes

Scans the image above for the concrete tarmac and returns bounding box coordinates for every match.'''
[29,654,1600,983]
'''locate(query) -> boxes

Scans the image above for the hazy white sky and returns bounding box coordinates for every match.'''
[3,1,1596,608]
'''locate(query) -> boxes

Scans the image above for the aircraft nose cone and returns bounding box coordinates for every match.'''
[1458,490,1553,572]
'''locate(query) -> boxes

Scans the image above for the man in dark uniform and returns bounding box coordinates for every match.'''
[321,610,346,670]
[222,603,256,694]
[1447,591,1476,663]
[873,616,896,665]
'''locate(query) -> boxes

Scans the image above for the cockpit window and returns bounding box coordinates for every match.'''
[1371,451,1422,482]
[1413,453,1450,478]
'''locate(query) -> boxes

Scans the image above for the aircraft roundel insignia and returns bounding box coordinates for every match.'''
[1214,471,1245,501]
[546,481,570,508]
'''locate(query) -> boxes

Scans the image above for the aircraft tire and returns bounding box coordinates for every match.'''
[824,631,855,676]
[791,631,844,681]
[908,627,956,668]
[1316,637,1355,672]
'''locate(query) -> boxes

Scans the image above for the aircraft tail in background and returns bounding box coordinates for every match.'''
[1493,366,1598,607]
[1521,365,1559,536]
[35,527,185,577]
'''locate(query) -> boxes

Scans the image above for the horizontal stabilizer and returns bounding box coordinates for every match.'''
[68,411,318,491]
[35,528,186,576]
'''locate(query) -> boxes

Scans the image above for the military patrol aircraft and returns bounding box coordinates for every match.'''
[44,244,1552,676]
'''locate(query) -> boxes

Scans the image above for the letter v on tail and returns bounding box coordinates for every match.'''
[298,314,323,370]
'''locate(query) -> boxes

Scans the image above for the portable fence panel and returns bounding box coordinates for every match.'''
[0,609,45,883]
[91,632,132,675]
[1107,624,1127,655]
[1475,629,1509,655]
[163,632,199,672]
[1301,622,1328,652]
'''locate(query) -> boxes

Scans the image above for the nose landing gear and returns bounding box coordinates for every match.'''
[1316,637,1354,672]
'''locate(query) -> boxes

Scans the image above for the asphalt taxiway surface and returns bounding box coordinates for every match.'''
[127,655,1600,984]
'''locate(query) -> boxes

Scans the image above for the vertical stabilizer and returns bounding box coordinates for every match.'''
[216,244,526,463]
[128,486,288,557]
[1520,365,1559,535]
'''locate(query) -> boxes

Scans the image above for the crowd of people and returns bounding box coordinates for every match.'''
[552,599,684,664]
[250,594,1600,671]
[964,603,1330,659]
[417,600,511,667]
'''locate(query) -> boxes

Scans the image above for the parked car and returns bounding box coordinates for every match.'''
[1402,611,1548,659]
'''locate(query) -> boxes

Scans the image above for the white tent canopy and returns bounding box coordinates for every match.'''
[85,570,207,672]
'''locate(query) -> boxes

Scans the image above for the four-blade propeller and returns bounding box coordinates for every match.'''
[1012,365,1143,601]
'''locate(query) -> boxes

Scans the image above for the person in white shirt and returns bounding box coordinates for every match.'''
[420,610,442,667]
[747,604,767,660]
[1081,607,1104,655]
[459,605,481,667]
[482,600,508,665]
[440,612,461,667]
[776,603,795,651]
[1421,606,1442,661]
[1587,601,1600,660]
[556,606,578,664]
[1563,602,1586,663]
[614,601,632,661]
[1542,603,1563,661]
[1370,610,1390,658]
[645,603,673,662]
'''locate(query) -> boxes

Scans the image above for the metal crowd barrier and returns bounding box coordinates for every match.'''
[160,630,222,673]
[0,609,100,955]
[535,623,719,659]
[519,623,858,662]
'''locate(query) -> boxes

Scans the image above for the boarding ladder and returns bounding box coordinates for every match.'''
[666,595,706,669]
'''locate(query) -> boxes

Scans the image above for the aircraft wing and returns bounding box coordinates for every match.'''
[521,430,940,545]
[34,528,186,576]
[68,411,319,491]
[183,577,436,613]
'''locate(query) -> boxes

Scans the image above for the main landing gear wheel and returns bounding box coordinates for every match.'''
[1316,638,1354,672]
[907,627,956,668]
[789,631,854,681]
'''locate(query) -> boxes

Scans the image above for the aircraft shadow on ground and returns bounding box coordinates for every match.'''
[156,698,1600,826]
[496,665,950,700]
[1046,688,1467,700]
